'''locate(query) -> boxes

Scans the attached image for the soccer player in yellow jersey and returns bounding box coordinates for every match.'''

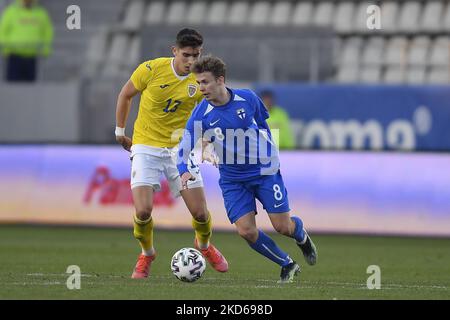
[114,28,228,278]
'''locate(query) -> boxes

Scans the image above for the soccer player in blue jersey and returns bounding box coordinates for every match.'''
[177,56,318,283]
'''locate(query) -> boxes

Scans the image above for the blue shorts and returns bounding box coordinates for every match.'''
[219,171,291,224]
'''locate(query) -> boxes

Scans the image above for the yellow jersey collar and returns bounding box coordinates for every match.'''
[171,58,189,80]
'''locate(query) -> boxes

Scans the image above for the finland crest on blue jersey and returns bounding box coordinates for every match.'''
[236,108,246,119]
[177,88,280,181]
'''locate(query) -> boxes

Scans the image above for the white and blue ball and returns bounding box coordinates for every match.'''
[171,248,206,282]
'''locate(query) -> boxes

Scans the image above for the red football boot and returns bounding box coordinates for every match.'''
[131,253,156,279]
[195,239,228,273]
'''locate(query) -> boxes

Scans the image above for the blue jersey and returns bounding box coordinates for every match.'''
[177,88,280,181]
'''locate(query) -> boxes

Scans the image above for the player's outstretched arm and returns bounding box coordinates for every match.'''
[115,80,139,151]
[177,103,205,174]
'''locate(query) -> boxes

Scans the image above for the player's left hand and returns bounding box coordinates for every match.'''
[181,172,196,190]
[116,135,132,152]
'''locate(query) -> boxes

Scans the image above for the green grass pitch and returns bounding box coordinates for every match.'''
[0,225,449,299]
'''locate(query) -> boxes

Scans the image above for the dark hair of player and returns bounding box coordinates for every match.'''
[176,28,203,48]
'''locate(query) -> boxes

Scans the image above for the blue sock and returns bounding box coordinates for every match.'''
[291,216,306,243]
[248,230,292,267]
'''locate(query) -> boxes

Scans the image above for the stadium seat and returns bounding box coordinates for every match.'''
[85,27,109,68]
[406,66,426,84]
[186,1,208,25]
[354,1,374,32]
[339,37,362,66]
[407,36,430,66]
[269,1,291,26]
[421,1,444,32]
[291,2,313,26]
[361,37,385,66]
[206,1,228,25]
[429,36,450,66]
[144,1,166,25]
[333,1,355,33]
[427,66,449,83]
[360,66,381,83]
[106,33,128,68]
[127,35,141,69]
[313,1,334,27]
[122,0,145,31]
[248,1,271,26]
[385,36,408,66]
[398,1,422,33]
[336,65,359,83]
[383,66,405,83]
[380,1,399,33]
[167,1,187,25]
[443,3,450,31]
[227,1,250,25]
[332,37,343,70]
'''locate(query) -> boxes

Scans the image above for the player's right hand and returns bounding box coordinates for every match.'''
[181,172,196,190]
[202,140,219,167]
[116,135,132,152]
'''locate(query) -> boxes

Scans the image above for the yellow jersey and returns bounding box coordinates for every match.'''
[130,57,203,148]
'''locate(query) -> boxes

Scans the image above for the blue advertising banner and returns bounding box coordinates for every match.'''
[255,84,450,151]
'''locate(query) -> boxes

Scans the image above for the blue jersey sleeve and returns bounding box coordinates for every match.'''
[250,90,271,132]
[177,104,204,175]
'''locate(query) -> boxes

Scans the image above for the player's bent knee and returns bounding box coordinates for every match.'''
[135,208,153,221]
[192,211,209,222]
[237,227,258,243]
[190,206,209,222]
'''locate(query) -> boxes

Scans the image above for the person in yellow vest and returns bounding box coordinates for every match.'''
[0,0,53,82]
[260,90,295,149]
[115,28,228,279]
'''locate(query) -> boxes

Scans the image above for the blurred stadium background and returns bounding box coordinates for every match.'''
[0,0,449,299]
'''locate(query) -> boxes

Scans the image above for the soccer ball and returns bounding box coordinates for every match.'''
[171,247,206,282]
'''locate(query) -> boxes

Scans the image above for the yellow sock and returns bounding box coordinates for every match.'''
[133,215,154,256]
[192,213,212,249]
